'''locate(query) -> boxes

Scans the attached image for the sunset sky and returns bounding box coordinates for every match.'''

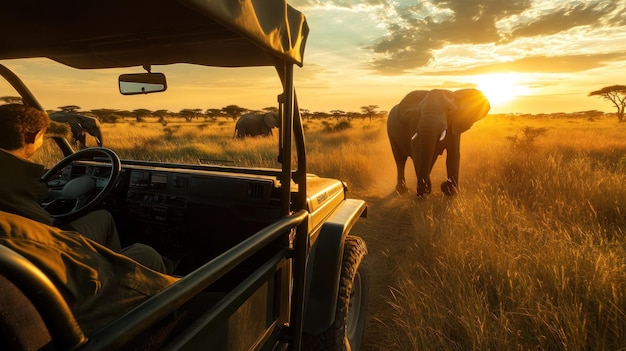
[2,0,625,115]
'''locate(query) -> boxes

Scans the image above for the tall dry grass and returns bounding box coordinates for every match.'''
[371,115,626,351]
[304,118,386,191]
[36,117,384,188]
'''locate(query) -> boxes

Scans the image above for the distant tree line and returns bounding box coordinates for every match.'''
[5,90,626,123]
[56,104,271,123]
[0,96,388,123]
[301,105,385,122]
[491,110,611,121]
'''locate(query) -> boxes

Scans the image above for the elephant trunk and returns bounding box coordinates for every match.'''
[411,128,439,197]
[443,133,461,195]
[412,109,448,197]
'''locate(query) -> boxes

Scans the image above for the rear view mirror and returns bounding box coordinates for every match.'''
[119,73,167,95]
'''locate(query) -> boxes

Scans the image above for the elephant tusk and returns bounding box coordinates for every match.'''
[439,130,446,141]
[411,132,418,140]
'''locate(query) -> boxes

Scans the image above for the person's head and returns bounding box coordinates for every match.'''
[0,104,50,157]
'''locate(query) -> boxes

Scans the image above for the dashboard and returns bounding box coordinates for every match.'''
[123,167,280,222]
[46,160,286,272]
[78,163,283,269]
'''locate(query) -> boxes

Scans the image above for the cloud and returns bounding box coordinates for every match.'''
[426,51,626,75]
[368,0,532,73]
[367,0,625,74]
[509,1,616,38]
[290,0,385,8]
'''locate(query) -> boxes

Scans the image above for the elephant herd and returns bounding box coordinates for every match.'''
[49,92,489,199]
[48,111,280,149]
[387,88,491,198]
[48,110,280,148]
[232,89,490,199]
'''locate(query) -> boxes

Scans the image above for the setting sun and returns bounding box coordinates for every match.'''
[473,73,528,107]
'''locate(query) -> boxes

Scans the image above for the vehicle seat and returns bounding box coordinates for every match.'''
[0,244,86,350]
[0,243,225,350]
[0,274,52,350]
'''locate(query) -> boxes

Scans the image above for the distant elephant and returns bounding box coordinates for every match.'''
[50,112,103,150]
[387,88,490,198]
[234,112,279,138]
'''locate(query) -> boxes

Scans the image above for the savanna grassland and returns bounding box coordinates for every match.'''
[39,114,626,350]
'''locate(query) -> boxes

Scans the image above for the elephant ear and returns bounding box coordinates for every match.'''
[263,112,278,128]
[450,89,491,135]
[397,90,429,132]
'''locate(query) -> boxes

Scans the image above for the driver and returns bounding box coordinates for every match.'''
[0,103,170,274]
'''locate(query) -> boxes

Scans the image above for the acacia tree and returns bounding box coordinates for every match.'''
[153,109,170,123]
[589,85,626,122]
[360,104,379,122]
[89,108,119,122]
[0,96,22,104]
[205,108,224,120]
[222,104,247,120]
[298,108,310,120]
[59,105,81,113]
[132,108,152,122]
[330,109,345,121]
[179,108,201,122]
[262,106,278,112]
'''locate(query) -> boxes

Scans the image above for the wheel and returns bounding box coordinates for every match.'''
[303,235,369,351]
[40,147,121,222]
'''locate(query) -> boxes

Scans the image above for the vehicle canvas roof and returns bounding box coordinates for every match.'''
[0,0,309,69]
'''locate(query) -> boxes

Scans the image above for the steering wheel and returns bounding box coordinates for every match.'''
[41,148,121,222]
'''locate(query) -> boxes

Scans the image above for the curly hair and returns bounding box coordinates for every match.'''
[0,104,50,150]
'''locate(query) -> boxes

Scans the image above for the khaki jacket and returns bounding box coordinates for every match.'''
[0,210,178,335]
[0,149,53,225]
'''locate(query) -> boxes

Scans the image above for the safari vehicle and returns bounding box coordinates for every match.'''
[0,1,368,350]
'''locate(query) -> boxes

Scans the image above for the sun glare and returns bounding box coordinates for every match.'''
[473,73,527,107]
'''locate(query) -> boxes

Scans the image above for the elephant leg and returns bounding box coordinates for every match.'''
[387,104,412,193]
[395,155,408,193]
[442,134,461,195]
[389,139,408,193]
[77,134,87,149]
[261,126,271,137]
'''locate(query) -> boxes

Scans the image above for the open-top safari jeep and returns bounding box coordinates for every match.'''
[0,1,368,350]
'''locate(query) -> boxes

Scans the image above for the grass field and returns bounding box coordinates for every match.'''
[356,115,626,351]
[38,114,626,350]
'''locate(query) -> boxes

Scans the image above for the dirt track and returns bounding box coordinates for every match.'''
[332,126,454,350]
[350,147,422,350]
[355,192,413,351]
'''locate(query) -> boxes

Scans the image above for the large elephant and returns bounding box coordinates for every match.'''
[233,112,279,138]
[387,88,490,198]
[50,112,103,150]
